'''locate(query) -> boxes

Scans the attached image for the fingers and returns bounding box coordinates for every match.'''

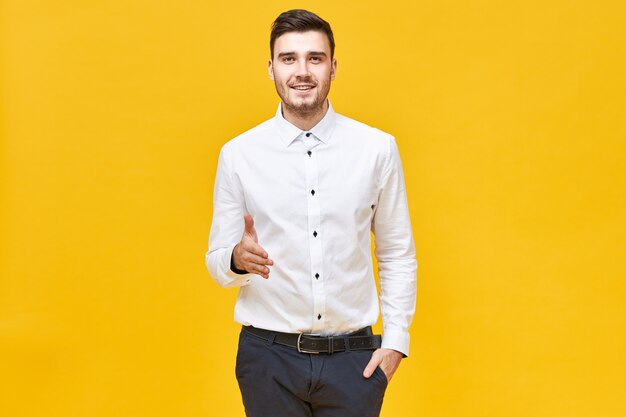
[363,349,403,381]
[243,213,258,242]
[244,213,254,232]
[241,238,270,259]
[245,252,274,267]
[363,351,382,378]
[243,259,272,278]
[240,246,274,270]
[233,242,274,278]
[233,214,274,278]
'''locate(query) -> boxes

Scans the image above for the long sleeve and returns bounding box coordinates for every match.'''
[205,147,253,288]
[371,136,418,357]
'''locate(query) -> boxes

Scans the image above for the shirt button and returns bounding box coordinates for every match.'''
[311,189,315,196]
[317,314,322,320]
[306,132,311,137]
[313,231,318,237]
[307,150,312,157]
[315,273,319,279]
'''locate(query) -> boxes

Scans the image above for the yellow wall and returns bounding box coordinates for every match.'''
[1,1,625,416]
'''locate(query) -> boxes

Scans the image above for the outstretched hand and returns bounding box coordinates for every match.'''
[232,213,274,278]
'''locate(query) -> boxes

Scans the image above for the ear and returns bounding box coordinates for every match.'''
[330,58,337,81]
[268,59,274,80]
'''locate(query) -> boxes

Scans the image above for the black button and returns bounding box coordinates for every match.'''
[313,231,317,237]
[307,150,312,157]
[371,204,375,210]
[315,273,319,279]
[317,314,322,320]
[306,132,311,137]
[311,189,315,196]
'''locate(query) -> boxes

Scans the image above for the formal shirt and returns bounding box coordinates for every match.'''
[205,101,417,356]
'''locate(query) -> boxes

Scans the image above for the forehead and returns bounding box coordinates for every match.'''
[273,30,331,57]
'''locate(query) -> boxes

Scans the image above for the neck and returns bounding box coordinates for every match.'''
[282,100,329,131]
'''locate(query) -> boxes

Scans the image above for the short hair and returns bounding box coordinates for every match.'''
[270,9,335,59]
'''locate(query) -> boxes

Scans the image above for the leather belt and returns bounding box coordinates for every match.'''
[242,325,381,354]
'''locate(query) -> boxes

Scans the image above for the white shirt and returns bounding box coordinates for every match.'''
[206,102,417,356]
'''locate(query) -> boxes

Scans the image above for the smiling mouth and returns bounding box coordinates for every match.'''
[291,84,315,91]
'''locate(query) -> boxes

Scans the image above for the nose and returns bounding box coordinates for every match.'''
[295,59,311,77]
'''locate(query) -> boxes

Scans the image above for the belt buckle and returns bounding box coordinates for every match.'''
[297,333,321,354]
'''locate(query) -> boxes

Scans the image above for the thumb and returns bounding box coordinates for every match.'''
[243,213,258,240]
[363,353,381,379]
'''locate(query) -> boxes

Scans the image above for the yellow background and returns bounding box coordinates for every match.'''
[1,1,625,416]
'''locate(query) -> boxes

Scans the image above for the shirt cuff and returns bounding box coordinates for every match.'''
[209,246,253,288]
[381,328,410,357]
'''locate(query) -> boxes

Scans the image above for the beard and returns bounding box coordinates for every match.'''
[275,75,331,117]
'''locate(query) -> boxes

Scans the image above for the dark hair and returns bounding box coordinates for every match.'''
[270,9,335,59]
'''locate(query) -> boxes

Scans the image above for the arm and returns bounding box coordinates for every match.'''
[364,135,417,380]
[205,148,273,287]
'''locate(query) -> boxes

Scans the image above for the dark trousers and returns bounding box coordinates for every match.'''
[235,327,388,417]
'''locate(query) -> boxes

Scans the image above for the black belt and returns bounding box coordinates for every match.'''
[242,325,381,354]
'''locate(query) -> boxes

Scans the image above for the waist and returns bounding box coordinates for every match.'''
[242,325,381,354]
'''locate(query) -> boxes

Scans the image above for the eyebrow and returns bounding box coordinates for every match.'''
[277,51,328,58]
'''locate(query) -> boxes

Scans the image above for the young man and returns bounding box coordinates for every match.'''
[206,9,417,417]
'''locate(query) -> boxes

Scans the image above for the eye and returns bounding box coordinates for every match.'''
[283,56,295,63]
[309,56,322,63]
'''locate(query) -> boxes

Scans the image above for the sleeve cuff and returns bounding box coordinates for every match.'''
[381,328,410,357]
[206,246,253,288]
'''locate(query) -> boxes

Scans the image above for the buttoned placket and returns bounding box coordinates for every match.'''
[303,132,326,332]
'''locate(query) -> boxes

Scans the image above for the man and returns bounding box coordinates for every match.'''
[206,9,417,417]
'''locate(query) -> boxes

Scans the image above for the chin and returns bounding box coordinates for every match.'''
[290,98,322,112]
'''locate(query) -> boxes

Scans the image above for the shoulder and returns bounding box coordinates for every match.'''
[221,117,275,154]
[334,112,394,150]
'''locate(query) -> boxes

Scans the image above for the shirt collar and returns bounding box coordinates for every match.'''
[274,100,337,147]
